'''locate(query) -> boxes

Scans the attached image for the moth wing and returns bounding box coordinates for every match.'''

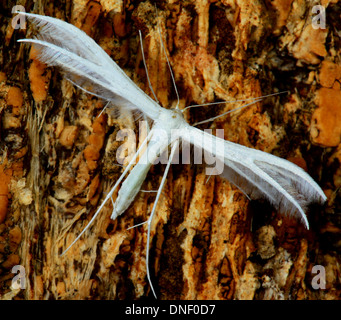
[17,12,161,120]
[183,126,326,228]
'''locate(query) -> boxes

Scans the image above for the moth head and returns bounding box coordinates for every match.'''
[171,108,184,119]
[156,108,187,133]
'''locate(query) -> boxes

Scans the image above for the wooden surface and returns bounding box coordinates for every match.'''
[0,0,340,300]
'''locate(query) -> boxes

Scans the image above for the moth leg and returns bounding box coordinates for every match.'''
[139,30,159,104]
[125,189,166,230]
[145,140,179,298]
[193,98,263,126]
[126,190,166,230]
[61,128,155,255]
[126,220,148,230]
[182,91,288,112]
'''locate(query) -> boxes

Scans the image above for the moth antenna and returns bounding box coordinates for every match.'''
[139,30,159,104]
[183,91,290,111]
[126,220,148,230]
[65,77,110,101]
[146,140,179,298]
[61,128,155,256]
[97,101,110,118]
[66,76,111,118]
[193,98,263,126]
[155,9,180,109]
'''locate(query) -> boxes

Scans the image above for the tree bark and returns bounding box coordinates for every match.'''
[0,0,340,300]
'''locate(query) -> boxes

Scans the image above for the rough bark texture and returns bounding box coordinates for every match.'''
[0,0,340,300]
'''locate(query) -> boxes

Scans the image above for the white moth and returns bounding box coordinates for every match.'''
[17,12,326,298]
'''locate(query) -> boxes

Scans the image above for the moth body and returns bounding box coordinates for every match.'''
[112,110,188,218]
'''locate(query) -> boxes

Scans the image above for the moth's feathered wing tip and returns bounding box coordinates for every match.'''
[288,206,309,230]
[15,12,45,22]
[15,12,31,18]
[281,191,328,230]
[17,39,36,45]
[321,192,328,203]
[15,11,32,16]
[302,214,309,230]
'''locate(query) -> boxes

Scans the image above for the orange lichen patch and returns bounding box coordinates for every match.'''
[82,1,101,36]
[92,114,106,135]
[86,161,97,172]
[0,72,7,83]
[6,87,23,111]
[319,60,341,88]
[333,81,341,91]
[83,145,100,162]
[84,115,106,170]
[88,132,105,149]
[0,165,13,224]
[321,0,339,5]
[291,24,328,64]
[59,126,79,148]
[28,45,51,103]
[310,88,341,147]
